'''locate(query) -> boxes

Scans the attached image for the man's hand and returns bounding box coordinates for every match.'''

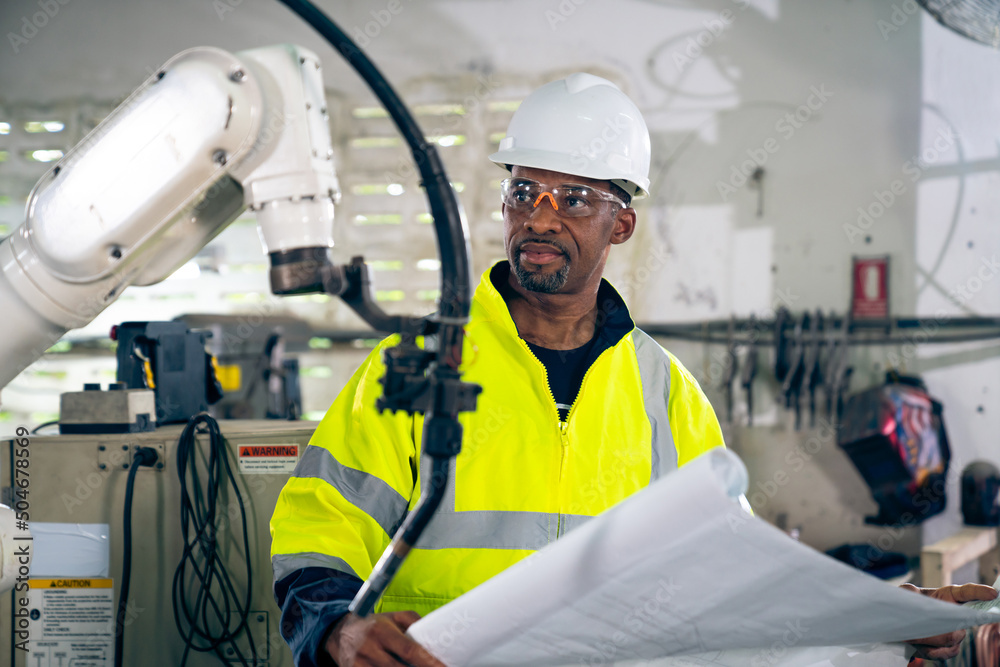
[900,582,998,661]
[324,611,447,667]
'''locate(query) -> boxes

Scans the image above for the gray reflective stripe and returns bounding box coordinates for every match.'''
[272,552,358,582]
[294,445,409,536]
[558,513,593,536]
[414,453,593,549]
[632,329,678,482]
[416,510,595,550]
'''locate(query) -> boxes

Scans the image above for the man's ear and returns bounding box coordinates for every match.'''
[610,207,637,245]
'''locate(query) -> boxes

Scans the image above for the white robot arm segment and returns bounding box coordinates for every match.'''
[0,44,339,391]
[233,46,340,255]
[26,47,263,282]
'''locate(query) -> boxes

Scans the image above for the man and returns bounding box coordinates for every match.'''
[271,74,994,666]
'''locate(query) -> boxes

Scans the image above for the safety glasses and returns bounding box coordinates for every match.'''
[500,178,626,219]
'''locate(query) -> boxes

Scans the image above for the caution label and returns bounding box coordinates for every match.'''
[238,443,300,474]
[28,578,114,666]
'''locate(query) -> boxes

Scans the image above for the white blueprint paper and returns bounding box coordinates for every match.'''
[408,449,999,666]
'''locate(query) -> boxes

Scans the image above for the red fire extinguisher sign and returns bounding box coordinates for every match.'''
[851,256,889,319]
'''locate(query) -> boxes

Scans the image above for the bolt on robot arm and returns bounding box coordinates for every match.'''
[0,43,339,389]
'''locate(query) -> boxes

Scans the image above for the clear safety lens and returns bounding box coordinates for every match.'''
[500,178,625,218]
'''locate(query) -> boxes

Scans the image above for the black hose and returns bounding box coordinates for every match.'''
[275,0,472,323]
[276,0,477,618]
[114,446,158,667]
[349,458,450,617]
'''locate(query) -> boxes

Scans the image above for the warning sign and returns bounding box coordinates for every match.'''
[851,255,890,319]
[238,443,300,474]
[28,578,114,666]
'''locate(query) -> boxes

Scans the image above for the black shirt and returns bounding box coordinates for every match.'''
[526,338,597,420]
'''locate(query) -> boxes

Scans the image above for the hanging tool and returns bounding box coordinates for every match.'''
[825,312,854,422]
[781,311,809,430]
[722,316,738,423]
[740,314,759,426]
[773,306,792,383]
[803,310,824,428]
[822,311,839,419]
[750,166,765,217]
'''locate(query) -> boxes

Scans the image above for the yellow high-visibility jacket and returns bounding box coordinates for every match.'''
[270,262,724,619]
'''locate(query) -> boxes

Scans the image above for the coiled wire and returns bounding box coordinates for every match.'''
[172,413,257,665]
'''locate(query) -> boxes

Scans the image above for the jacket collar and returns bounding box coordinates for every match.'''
[473,261,635,350]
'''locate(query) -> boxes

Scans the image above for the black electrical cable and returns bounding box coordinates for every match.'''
[349,457,451,617]
[172,414,257,666]
[275,0,472,324]
[115,446,158,667]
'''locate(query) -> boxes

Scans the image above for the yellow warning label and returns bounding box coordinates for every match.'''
[29,578,113,589]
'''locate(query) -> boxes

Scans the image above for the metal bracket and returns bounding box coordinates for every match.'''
[131,442,166,471]
[95,441,166,471]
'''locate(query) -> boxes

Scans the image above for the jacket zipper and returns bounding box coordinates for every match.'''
[557,351,610,536]
[556,420,569,537]
[514,337,562,541]
[516,337,616,539]
[514,337,562,424]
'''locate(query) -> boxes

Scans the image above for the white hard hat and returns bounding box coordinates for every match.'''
[489,73,651,199]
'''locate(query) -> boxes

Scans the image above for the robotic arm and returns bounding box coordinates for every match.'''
[2,2,480,613]
[0,43,339,389]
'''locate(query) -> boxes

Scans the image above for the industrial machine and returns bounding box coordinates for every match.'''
[1,421,313,666]
[0,0,481,663]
